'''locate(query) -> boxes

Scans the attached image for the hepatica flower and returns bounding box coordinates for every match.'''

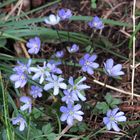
[11,115,27,131]
[55,50,64,58]
[26,37,41,54]
[62,90,79,104]
[79,53,99,75]
[88,16,104,29]
[44,74,67,95]
[30,85,43,98]
[60,103,84,126]
[104,58,125,78]
[44,14,60,25]
[103,108,127,132]
[20,96,32,113]
[10,72,27,88]
[13,59,32,74]
[46,63,62,74]
[58,9,72,20]
[30,62,50,84]
[68,76,90,101]
[67,44,79,53]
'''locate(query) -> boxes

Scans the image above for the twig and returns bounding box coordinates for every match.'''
[20,42,30,58]
[104,2,127,19]
[4,0,24,21]
[135,63,140,68]
[55,125,71,140]
[93,79,140,98]
[131,0,136,103]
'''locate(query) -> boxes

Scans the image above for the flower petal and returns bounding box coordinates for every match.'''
[53,86,59,95]
[103,117,110,125]
[59,83,67,89]
[44,83,54,91]
[77,92,86,101]
[105,58,114,69]
[73,104,81,111]
[111,108,119,116]
[67,116,74,126]
[112,121,120,132]
[89,54,97,61]
[106,122,111,130]
[60,113,68,121]
[19,122,25,131]
[115,116,126,122]
[73,114,83,121]
[60,106,68,113]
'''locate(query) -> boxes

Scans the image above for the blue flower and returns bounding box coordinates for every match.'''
[29,62,50,84]
[79,53,99,75]
[44,14,60,25]
[20,96,32,113]
[62,90,79,104]
[11,115,27,131]
[104,58,125,78]
[58,9,72,20]
[103,108,127,132]
[55,50,64,58]
[13,59,32,74]
[60,103,84,126]
[88,16,104,29]
[30,85,43,98]
[67,44,79,53]
[10,72,27,88]
[46,63,62,74]
[44,74,67,95]
[68,76,90,101]
[26,37,41,54]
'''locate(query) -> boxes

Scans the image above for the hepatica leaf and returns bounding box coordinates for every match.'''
[42,123,53,134]
[91,0,97,9]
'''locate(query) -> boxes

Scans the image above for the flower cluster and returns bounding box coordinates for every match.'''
[10,8,127,133]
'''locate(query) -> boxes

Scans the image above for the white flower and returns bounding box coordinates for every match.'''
[44,74,67,95]
[29,62,50,84]
[44,14,60,25]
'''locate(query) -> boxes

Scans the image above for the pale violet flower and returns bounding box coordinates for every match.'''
[58,9,72,20]
[30,85,43,98]
[68,76,90,101]
[67,44,79,53]
[60,103,84,126]
[55,50,64,58]
[88,16,104,29]
[46,63,62,74]
[44,74,67,95]
[26,37,41,54]
[10,72,27,88]
[103,108,127,132]
[29,62,50,84]
[13,59,32,74]
[104,58,125,78]
[44,14,60,25]
[20,96,32,113]
[79,53,99,75]
[62,90,79,104]
[11,115,27,131]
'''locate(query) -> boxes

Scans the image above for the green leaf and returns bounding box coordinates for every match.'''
[105,93,112,104]
[96,102,109,114]
[105,93,121,108]
[47,133,56,140]
[32,107,44,119]
[42,123,53,135]
[91,0,97,9]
